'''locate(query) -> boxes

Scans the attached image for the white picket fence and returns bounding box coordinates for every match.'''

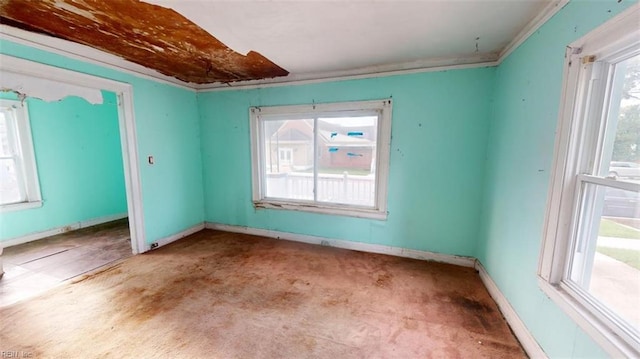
[266,172,375,206]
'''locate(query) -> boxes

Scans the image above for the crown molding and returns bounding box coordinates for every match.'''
[197,56,499,92]
[0,25,195,91]
[497,0,570,64]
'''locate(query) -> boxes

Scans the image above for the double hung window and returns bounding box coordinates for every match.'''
[0,99,41,211]
[540,8,640,356]
[249,99,392,219]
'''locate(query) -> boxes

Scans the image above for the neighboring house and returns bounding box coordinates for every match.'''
[266,119,376,173]
[265,119,314,173]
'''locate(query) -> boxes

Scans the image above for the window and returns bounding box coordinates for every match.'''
[0,99,41,211]
[540,8,640,357]
[278,148,293,165]
[250,99,392,219]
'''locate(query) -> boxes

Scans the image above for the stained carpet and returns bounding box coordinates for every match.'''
[0,230,526,358]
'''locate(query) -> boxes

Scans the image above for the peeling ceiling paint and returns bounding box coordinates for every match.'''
[0,0,289,84]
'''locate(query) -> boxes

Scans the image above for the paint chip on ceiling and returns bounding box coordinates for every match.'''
[0,0,289,84]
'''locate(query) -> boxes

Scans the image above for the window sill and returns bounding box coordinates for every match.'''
[0,200,42,213]
[537,277,639,357]
[254,200,388,220]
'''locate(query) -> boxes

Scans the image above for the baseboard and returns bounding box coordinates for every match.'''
[149,223,205,252]
[205,222,476,268]
[1,212,128,248]
[475,261,547,358]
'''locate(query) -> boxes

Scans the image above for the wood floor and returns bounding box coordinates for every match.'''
[0,219,131,307]
[0,229,525,358]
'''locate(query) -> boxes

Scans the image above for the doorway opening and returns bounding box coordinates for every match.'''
[0,55,145,306]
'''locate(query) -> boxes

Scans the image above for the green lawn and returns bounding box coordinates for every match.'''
[597,246,640,270]
[599,219,640,239]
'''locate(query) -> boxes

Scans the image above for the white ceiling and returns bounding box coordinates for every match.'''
[145,0,551,81]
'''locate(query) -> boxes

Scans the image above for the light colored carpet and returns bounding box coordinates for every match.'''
[0,230,525,358]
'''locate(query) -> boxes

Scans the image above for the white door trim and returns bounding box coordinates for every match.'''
[0,54,146,254]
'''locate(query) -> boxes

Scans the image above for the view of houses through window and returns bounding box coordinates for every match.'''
[263,115,378,207]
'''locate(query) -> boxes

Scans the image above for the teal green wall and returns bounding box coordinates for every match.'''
[1,1,635,355]
[0,40,204,244]
[478,1,637,357]
[0,91,127,240]
[198,68,495,256]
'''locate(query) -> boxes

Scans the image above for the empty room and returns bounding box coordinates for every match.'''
[0,0,638,358]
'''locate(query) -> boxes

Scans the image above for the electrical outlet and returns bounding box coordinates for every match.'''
[150,242,159,249]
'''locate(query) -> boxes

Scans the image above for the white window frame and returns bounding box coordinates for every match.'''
[0,98,42,212]
[250,99,392,220]
[539,5,640,357]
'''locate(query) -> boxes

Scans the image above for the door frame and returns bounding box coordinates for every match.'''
[0,54,146,254]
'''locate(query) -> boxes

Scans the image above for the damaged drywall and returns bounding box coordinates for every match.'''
[0,0,289,84]
[1,71,104,104]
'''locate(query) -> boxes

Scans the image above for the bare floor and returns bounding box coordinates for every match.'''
[0,219,131,307]
[0,230,525,358]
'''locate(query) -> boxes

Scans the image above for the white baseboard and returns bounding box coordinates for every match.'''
[1,212,128,248]
[205,222,476,268]
[475,261,547,358]
[148,223,205,252]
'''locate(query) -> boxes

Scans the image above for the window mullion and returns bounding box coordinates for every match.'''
[578,174,640,192]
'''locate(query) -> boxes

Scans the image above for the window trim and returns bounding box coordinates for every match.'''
[249,99,392,220]
[539,4,640,357]
[0,99,42,212]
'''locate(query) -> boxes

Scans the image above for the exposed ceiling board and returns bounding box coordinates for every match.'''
[0,0,289,84]
[146,0,550,77]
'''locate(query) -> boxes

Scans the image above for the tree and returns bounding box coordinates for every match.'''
[622,56,640,100]
[613,104,640,162]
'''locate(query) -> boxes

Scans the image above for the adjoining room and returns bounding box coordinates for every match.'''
[0,88,133,306]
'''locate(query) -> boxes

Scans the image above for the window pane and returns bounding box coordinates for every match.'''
[0,158,23,205]
[603,54,640,181]
[0,112,12,157]
[317,116,377,207]
[263,119,314,201]
[570,183,640,336]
